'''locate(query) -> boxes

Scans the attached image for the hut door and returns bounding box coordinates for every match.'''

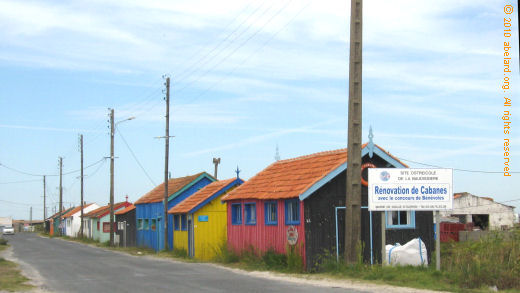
[188,215,194,257]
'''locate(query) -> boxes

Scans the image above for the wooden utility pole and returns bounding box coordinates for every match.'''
[59,157,63,235]
[43,175,46,220]
[163,77,171,251]
[213,158,221,179]
[80,134,84,238]
[345,0,363,264]
[109,108,115,246]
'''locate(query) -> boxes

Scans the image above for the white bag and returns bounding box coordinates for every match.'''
[385,237,428,266]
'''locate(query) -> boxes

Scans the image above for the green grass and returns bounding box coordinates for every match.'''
[0,244,33,292]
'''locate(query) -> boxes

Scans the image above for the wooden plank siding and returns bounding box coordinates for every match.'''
[226,198,306,266]
[304,154,434,269]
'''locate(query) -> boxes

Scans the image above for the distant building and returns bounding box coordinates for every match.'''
[0,217,12,232]
[61,203,100,237]
[440,192,516,230]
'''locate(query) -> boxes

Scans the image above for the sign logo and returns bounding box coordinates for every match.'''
[286,225,298,245]
[380,171,391,181]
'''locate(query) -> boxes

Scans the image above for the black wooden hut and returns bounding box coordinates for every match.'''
[301,142,434,269]
[115,204,136,247]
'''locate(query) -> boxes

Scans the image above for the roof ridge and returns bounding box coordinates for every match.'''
[276,148,347,163]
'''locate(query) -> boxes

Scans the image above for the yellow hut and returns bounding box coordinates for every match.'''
[168,177,243,260]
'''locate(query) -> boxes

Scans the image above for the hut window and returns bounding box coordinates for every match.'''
[285,199,300,225]
[144,219,149,230]
[137,219,143,230]
[181,215,187,231]
[174,215,180,231]
[245,203,256,225]
[385,211,415,229]
[264,202,277,225]
[151,219,157,231]
[231,203,242,225]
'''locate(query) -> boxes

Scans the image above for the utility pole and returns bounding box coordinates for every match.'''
[163,76,171,251]
[43,175,46,220]
[80,134,84,238]
[345,0,363,264]
[59,157,63,236]
[109,109,115,246]
[212,158,221,179]
[30,206,32,225]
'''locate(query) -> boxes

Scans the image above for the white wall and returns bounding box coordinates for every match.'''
[67,204,100,237]
[442,193,515,229]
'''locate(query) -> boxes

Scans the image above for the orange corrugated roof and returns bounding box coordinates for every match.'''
[222,144,404,201]
[168,178,237,214]
[135,172,209,204]
[84,202,129,218]
[222,148,349,201]
[115,204,136,215]
[61,204,93,219]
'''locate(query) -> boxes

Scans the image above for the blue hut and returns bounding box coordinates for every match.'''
[134,172,215,251]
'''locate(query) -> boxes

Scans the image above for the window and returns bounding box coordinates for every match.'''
[245,203,256,225]
[231,203,242,225]
[181,215,187,231]
[264,201,277,225]
[174,215,180,231]
[285,199,300,225]
[137,219,143,230]
[103,222,111,233]
[386,211,415,229]
[151,219,157,231]
[143,219,149,230]
[97,221,100,231]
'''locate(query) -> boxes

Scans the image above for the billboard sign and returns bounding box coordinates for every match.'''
[368,168,453,211]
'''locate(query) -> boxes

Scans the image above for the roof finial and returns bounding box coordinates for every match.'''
[125,195,128,203]
[235,166,241,179]
[275,144,280,161]
[368,126,375,158]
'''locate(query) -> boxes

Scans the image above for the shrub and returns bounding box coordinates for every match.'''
[442,230,520,290]
[213,241,239,263]
[0,238,7,245]
[262,249,287,270]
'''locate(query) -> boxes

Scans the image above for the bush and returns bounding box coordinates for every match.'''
[262,249,287,270]
[442,230,520,290]
[171,248,188,258]
[0,238,7,245]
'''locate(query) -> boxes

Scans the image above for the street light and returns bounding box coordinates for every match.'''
[109,110,135,246]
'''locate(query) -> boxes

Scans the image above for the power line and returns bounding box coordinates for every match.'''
[0,179,42,185]
[398,157,520,174]
[175,0,271,83]
[175,0,311,108]
[0,158,105,177]
[175,0,295,94]
[117,128,157,186]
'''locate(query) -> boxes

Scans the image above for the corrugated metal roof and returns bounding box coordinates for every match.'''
[134,172,209,204]
[168,178,236,214]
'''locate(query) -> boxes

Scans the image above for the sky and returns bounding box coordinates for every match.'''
[0,0,518,220]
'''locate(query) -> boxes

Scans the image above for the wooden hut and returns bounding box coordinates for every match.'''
[115,204,136,247]
[168,178,243,260]
[134,172,215,251]
[83,202,131,243]
[222,143,434,270]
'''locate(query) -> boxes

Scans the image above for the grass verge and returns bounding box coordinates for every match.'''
[0,239,34,292]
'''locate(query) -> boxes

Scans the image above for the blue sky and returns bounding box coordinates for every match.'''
[0,0,518,220]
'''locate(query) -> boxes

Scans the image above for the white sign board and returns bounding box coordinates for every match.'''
[368,168,453,211]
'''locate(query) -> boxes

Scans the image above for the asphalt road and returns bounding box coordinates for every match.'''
[6,233,365,293]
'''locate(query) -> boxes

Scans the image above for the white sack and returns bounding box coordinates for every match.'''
[385,237,428,266]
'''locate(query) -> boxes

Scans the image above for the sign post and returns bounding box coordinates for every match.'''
[368,168,453,270]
